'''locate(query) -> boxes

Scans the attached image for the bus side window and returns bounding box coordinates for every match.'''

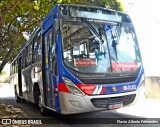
[14,61,16,74]
[13,62,15,74]
[13,61,15,74]
[33,32,41,63]
[37,36,42,61]
[12,63,13,74]
[10,64,12,75]
[33,38,38,63]
[15,58,18,73]
[25,46,29,67]
[29,42,32,65]
[22,50,25,69]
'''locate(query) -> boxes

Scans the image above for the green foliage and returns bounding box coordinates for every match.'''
[0,70,6,76]
[0,0,124,73]
[58,0,124,11]
[0,70,9,83]
[102,0,124,11]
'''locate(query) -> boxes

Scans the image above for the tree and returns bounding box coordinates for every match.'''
[0,70,6,76]
[0,0,124,73]
[58,0,124,10]
[0,0,52,73]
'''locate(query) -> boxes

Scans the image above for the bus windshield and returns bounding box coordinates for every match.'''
[62,20,141,74]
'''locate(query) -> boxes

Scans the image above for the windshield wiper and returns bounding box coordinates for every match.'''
[106,24,121,60]
[81,18,104,43]
[111,31,118,60]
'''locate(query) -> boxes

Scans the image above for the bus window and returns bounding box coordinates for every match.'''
[15,59,18,73]
[13,61,16,74]
[10,64,12,75]
[22,50,25,69]
[33,33,41,63]
[37,32,42,61]
[11,62,14,75]
[37,41,42,61]
[29,42,32,65]
[33,38,38,63]
[25,46,29,67]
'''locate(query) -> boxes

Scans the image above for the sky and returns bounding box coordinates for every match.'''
[123,0,160,76]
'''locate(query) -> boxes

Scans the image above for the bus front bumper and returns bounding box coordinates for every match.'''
[58,88,144,114]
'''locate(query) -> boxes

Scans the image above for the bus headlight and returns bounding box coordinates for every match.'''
[62,77,85,96]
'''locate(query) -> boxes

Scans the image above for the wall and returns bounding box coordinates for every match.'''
[145,76,160,98]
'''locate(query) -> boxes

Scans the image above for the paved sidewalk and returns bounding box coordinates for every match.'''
[117,98,160,118]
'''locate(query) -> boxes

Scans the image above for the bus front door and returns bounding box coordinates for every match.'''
[43,28,55,108]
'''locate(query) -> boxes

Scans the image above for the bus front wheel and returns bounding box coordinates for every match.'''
[34,87,48,116]
[38,94,48,116]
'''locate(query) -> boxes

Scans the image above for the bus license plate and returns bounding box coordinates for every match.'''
[108,102,123,110]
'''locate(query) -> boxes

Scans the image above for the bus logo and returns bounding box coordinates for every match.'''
[112,86,117,92]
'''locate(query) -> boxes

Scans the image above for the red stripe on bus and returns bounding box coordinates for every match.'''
[100,86,106,94]
[58,83,70,93]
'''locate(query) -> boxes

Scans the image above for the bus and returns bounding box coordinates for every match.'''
[10,4,145,115]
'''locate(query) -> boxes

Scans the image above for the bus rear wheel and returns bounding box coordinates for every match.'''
[15,94,22,103]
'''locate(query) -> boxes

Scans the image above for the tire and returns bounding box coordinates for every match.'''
[15,94,26,103]
[15,95,22,103]
[34,87,48,116]
[21,98,26,103]
[38,94,48,116]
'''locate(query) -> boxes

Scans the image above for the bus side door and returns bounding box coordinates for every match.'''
[43,28,55,108]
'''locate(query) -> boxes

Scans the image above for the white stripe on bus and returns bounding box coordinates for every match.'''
[93,86,99,94]
[96,85,102,94]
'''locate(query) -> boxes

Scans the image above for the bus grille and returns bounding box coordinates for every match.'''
[91,94,136,108]
[79,76,137,84]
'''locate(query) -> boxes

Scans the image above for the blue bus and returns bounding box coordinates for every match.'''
[10,4,145,115]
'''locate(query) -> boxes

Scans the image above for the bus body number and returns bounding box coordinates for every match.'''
[123,85,136,91]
